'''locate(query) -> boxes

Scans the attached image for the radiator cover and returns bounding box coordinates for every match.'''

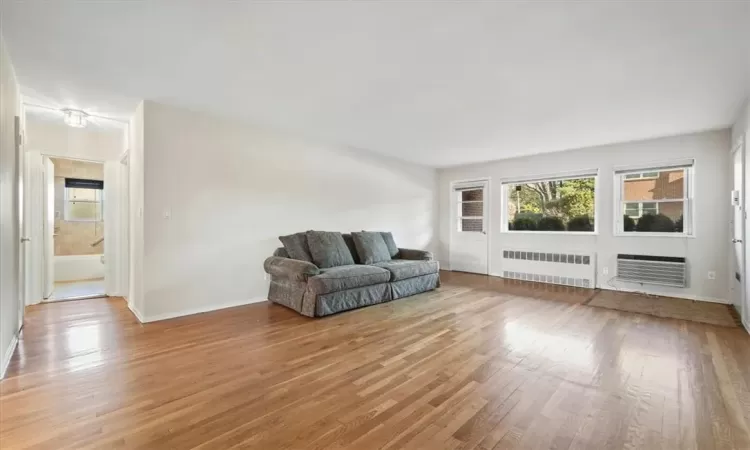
[502,249,596,289]
[616,254,687,288]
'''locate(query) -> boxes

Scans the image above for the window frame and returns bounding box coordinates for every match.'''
[64,186,104,222]
[614,163,694,237]
[624,201,659,219]
[500,172,599,235]
[624,172,659,180]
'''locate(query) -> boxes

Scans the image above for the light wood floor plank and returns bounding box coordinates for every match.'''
[1,271,749,449]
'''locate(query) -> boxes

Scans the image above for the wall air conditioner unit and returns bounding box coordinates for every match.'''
[616,254,687,288]
[502,249,596,288]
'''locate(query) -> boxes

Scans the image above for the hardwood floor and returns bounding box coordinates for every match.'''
[2,271,749,449]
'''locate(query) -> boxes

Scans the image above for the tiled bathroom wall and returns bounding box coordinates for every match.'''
[52,157,105,256]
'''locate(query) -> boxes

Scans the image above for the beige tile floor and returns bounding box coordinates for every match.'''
[48,278,106,301]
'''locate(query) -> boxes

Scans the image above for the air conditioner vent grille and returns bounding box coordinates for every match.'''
[616,254,687,288]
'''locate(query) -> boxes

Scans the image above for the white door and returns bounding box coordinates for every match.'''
[450,181,489,274]
[731,143,745,321]
[15,116,25,328]
[42,156,54,299]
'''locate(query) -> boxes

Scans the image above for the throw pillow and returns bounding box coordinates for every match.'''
[279,232,313,263]
[379,232,399,258]
[342,233,361,264]
[305,231,355,268]
[352,231,392,265]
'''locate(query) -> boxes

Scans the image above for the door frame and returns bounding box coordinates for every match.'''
[25,153,130,303]
[41,156,54,299]
[449,177,491,274]
[735,134,750,331]
[119,150,130,304]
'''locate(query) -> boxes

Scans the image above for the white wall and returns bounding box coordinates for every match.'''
[137,100,437,320]
[439,130,732,303]
[25,118,124,161]
[732,97,748,147]
[0,34,22,377]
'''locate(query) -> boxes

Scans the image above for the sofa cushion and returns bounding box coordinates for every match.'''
[372,259,439,281]
[306,231,355,268]
[279,232,313,263]
[308,265,391,295]
[379,232,399,258]
[352,231,391,264]
[390,272,440,299]
[316,283,391,316]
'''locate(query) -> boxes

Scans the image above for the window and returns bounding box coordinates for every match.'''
[616,162,692,234]
[64,178,103,222]
[503,174,597,232]
[456,186,484,232]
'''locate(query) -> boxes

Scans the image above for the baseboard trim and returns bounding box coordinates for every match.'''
[128,302,146,323]
[1,335,19,380]
[141,297,268,323]
[744,317,750,335]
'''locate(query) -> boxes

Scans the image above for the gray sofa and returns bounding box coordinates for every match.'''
[264,231,440,317]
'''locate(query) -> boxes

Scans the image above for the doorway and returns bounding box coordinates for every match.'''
[450,180,489,274]
[43,156,106,301]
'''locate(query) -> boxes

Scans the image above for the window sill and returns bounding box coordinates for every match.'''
[502,231,598,236]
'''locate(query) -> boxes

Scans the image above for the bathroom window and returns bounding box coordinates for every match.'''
[64,178,103,222]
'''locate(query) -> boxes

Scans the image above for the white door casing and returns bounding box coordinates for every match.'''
[450,180,489,274]
[104,160,130,297]
[731,141,745,324]
[120,152,130,302]
[42,156,54,299]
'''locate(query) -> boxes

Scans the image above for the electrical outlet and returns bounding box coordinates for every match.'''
[707,271,716,280]
[602,267,609,275]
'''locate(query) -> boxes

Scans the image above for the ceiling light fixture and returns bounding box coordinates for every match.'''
[62,109,89,128]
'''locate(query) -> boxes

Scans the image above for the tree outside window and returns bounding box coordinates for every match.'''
[506,176,596,232]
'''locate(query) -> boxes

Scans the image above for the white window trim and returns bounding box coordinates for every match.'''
[624,201,659,219]
[624,172,659,180]
[500,173,599,235]
[614,165,694,237]
[64,187,103,222]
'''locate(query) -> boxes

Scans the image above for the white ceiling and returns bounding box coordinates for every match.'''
[2,1,748,167]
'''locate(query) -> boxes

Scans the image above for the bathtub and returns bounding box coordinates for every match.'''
[54,254,105,282]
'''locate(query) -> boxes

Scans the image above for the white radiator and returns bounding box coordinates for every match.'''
[616,254,687,288]
[501,249,597,289]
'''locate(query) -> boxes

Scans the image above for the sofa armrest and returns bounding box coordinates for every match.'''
[398,248,434,261]
[264,256,320,281]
